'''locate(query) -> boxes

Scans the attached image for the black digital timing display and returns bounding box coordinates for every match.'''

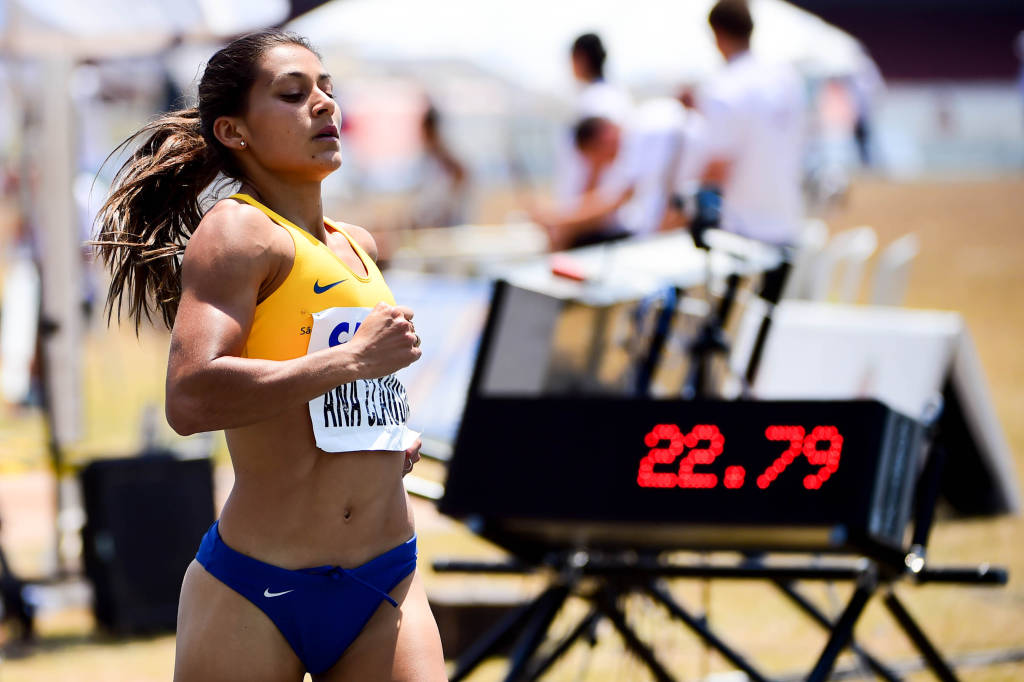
[441,398,925,555]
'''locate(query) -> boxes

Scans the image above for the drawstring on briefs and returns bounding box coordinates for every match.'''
[304,565,400,608]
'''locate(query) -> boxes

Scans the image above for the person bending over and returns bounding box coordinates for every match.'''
[530,116,635,250]
[532,106,687,251]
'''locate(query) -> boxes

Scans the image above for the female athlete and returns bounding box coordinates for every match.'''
[94,30,448,681]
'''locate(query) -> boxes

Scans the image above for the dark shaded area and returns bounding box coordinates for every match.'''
[286,0,334,23]
[0,530,34,642]
[81,454,214,634]
[788,0,1024,80]
[938,379,1015,516]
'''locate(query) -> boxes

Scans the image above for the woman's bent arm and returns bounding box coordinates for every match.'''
[165,205,419,435]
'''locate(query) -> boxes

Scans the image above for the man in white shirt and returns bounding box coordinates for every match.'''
[571,33,633,124]
[532,99,688,250]
[680,0,807,246]
[554,34,634,212]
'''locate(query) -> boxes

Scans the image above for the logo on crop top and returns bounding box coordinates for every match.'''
[264,588,295,598]
[313,279,346,294]
[329,321,361,347]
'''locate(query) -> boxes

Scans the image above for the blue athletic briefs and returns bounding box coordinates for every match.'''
[195,521,417,674]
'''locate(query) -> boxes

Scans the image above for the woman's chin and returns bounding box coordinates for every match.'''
[302,152,343,179]
[323,151,343,171]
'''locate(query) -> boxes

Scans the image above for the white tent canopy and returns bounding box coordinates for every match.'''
[0,0,289,56]
[289,0,866,97]
[0,0,288,447]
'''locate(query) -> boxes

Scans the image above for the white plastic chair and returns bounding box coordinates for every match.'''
[728,220,828,393]
[869,233,919,306]
[806,226,878,303]
[780,218,829,300]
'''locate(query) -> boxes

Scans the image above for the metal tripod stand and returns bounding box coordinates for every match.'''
[435,547,1006,682]
[434,435,1008,681]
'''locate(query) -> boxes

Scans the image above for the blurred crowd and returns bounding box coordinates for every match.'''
[524,0,881,255]
[0,0,888,409]
[0,0,902,273]
[401,0,885,259]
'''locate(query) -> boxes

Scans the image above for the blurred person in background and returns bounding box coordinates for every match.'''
[847,47,885,168]
[407,102,470,229]
[93,30,445,682]
[675,0,806,247]
[554,33,634,217]
[532,116,633,249]
[531,97,687,250]
[571,33,632,124]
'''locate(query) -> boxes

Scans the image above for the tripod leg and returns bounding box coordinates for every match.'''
[596,584,676,682]
[882,590,960,682]
[503,583,571,682]
[0,541,34,642]
[645,580,769,682]
[449,589,553,682]
[525,607,602,680]
[633,286,680,396]
[807,574,876,682]
[774,581,900,682]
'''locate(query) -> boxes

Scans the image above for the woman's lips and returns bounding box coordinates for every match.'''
[314,124,339,139]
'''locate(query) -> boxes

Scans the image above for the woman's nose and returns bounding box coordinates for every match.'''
[312,90,335,118]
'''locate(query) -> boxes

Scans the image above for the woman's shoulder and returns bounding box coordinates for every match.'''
[328,219,378,263]
[187,197,289,261]
[180,198,293,289]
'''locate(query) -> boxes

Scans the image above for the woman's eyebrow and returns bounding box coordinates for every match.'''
[274,71,332,83]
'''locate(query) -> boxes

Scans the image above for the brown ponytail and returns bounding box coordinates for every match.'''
[93,29,319,332]
[93,108,218,332]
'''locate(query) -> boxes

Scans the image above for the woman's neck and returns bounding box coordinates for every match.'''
[239,178,326,241]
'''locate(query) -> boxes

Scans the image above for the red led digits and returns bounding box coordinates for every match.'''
[757,426,842,490]
[677,424,724,488]
[638,423,843,491]
[723,466,746,489]
[802,426,843,490]
[637,424,724,489]
[757,426,805,489]
[637,424,685,488]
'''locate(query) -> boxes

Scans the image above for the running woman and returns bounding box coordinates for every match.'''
[93,30,447,682]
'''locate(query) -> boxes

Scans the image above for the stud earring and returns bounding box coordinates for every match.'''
[240,140,246,148]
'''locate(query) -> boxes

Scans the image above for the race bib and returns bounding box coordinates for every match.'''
[307,307,420,452]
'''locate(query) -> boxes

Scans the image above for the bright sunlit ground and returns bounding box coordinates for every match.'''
[1,175,1023,680]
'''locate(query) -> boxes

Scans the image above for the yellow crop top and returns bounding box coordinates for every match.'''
[230,193,419,453]
[231,193,396,361]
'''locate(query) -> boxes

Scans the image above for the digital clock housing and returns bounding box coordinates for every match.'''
[440,397,926,557]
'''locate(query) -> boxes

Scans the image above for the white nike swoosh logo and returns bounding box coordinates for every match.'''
[263,588,295,598]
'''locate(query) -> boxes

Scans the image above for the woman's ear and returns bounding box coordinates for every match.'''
[212,116,248,151]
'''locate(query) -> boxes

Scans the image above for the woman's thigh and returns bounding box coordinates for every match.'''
[317,569,448,682]
[174,560,306,682]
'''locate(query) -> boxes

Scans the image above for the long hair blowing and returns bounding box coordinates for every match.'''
[93,29,318,332]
